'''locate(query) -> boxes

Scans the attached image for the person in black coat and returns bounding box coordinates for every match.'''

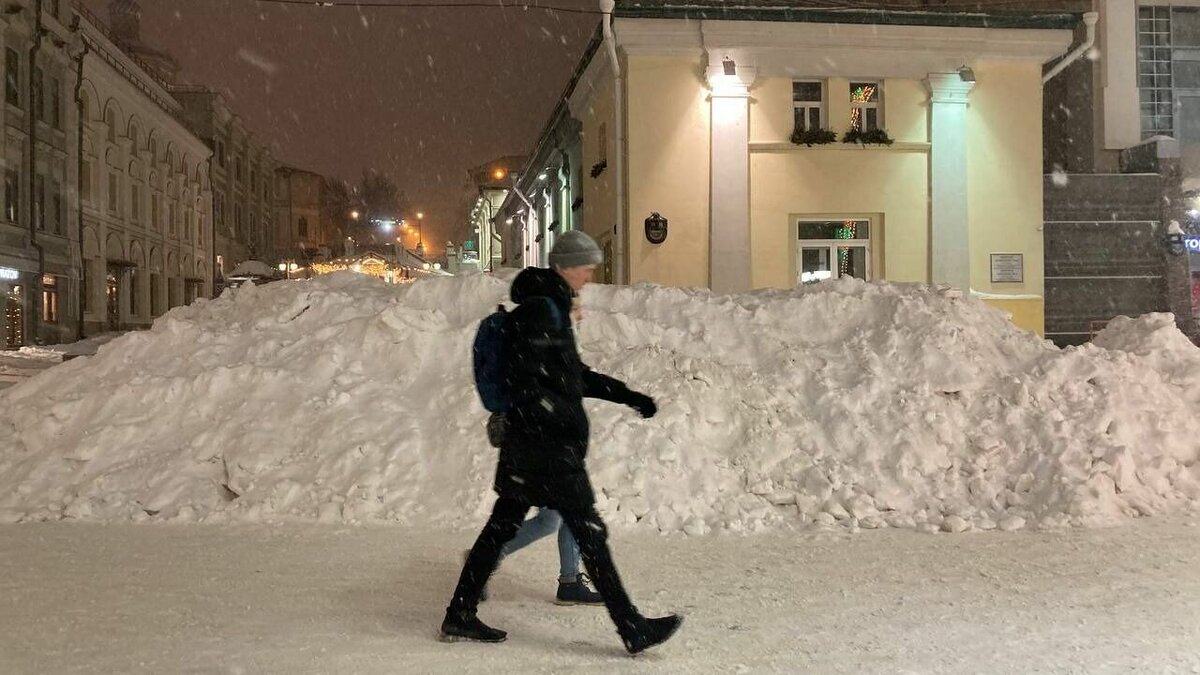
[440,230,682,654]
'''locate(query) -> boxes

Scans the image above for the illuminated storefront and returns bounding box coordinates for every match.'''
[2,266,25,348]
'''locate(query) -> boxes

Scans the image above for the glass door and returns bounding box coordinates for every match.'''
[106,271,120,330]
[4,283,23,347]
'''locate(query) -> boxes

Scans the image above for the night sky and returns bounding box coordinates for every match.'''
[80,0,599,255]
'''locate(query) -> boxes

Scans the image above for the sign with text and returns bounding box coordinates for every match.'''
[990,253,1024,283]
[1186,235,1200,253]
[0,266,19,281]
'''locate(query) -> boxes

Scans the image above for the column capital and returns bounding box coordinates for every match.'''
[925,72,976,104]
[706,65,757,98]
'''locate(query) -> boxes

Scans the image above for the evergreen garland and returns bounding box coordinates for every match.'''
[842,128,895,146]
[790,127,838,147]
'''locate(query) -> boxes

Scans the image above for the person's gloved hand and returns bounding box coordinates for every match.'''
[486,412,507,448]
[625,390,657,419]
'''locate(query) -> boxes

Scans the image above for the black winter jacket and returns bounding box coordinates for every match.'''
[493,267,634,508]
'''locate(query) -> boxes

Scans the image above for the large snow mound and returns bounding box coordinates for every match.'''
[2,273,1199,533]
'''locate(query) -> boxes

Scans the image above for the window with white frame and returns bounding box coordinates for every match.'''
[1139,6,1175,138]
[792,80,823,132]
[795,219,872,285]
[850,81,882,132]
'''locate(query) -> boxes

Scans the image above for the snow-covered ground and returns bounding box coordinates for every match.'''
[2,519,1199,674]
[2,274,1200,671]
[0,351,58,391]
[0,333,122,391]
[2,273,1199,532]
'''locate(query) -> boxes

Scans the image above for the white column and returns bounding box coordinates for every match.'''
[925,72,976,291]
[707,63,757,294]
[1101,0,1140,150]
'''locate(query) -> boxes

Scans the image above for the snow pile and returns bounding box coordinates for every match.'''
[2,273,1199,533]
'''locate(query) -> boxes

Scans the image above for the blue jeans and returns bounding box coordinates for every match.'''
[499,508,581,580]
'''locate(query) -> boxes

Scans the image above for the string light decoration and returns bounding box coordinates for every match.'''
[311,255,416,284]
[850,84,877,132]
[5,287,24,347]
[835,219,857,277]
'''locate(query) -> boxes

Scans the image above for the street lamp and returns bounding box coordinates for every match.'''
[278,261,299,279]
[415,211,425,251]
[350,210,360,220]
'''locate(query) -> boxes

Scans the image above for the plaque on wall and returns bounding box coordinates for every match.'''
[990,253,1024,283]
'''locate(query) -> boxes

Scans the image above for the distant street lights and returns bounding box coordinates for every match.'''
[415,211,425,256]
[278,261,299,280]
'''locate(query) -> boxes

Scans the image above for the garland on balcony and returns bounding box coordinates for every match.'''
[789,127,838,147]
[842,128,895,146]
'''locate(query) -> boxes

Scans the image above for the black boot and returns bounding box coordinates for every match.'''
[618,614,683,654]
[555,573,604,606]
[439,609,507,643]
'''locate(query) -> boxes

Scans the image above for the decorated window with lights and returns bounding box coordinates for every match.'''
[792,80,823,132]
[796,219,872,285]
[850,81,882,132]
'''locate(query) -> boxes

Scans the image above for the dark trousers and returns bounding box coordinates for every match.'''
[447,496,640,629]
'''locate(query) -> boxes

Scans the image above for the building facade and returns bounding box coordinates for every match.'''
[494,107,586,273]
[173,88,275,288]
[1,0,82,347]
[466,155,523,271]
[508,1,1086,336]
[77,4,212,334]
[274,165,334,272]
[1043,0,1200,344]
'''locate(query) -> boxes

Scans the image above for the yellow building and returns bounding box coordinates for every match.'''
[550,1,1086,335]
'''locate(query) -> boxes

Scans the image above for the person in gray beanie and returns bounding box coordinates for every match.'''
[548,229,604,269]
[441,230,682,654]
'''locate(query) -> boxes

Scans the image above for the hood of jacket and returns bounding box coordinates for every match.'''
[510,266,573,307]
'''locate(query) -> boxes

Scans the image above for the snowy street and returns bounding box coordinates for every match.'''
[0,352,59,392]
[3,519,1199,674]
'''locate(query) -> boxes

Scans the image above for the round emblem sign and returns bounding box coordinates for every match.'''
[645,212,668,245]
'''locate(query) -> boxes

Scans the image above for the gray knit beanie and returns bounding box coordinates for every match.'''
[549,230,603,269]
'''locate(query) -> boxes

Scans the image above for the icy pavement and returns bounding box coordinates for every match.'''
[2,520,1199,674]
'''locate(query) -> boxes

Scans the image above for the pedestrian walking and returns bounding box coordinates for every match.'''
[442,230,682,654]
